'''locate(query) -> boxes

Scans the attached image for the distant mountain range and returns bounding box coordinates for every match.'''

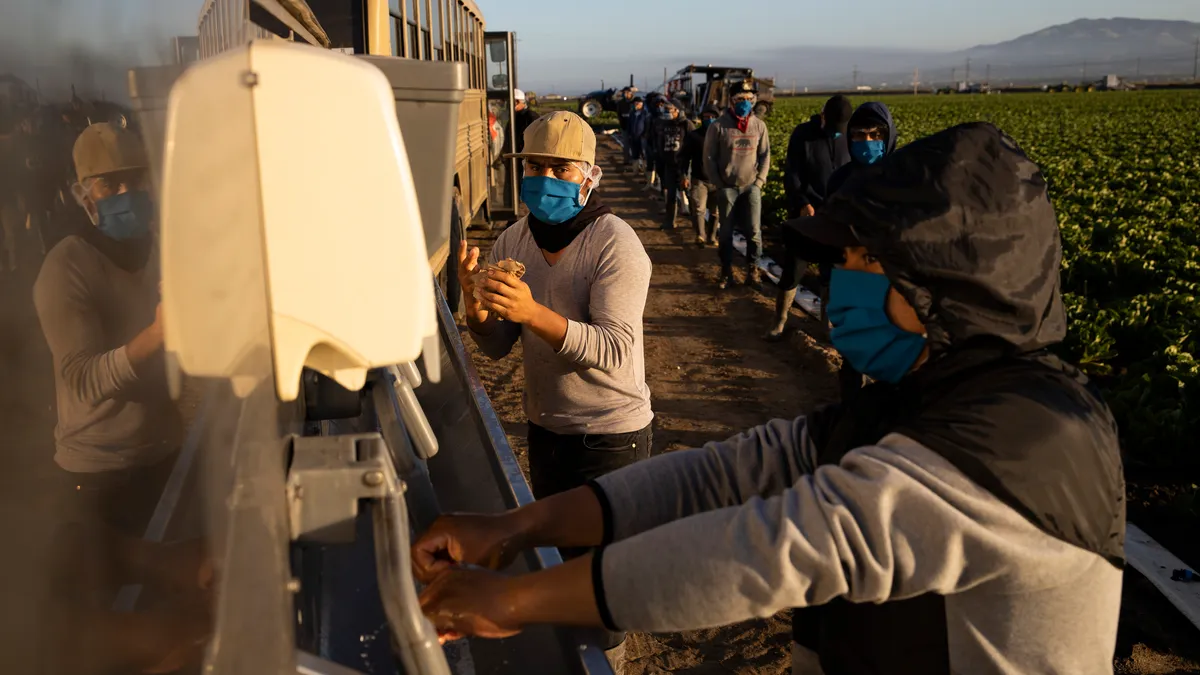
[747,18,1200,92]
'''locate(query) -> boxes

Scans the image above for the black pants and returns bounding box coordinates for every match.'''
[660,165,681,228]
[527,422,652,506]
[527,422,652,652]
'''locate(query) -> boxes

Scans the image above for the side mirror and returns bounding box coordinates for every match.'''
[160,41,438,401]
[491,74,509,90]
[488,41,507,63]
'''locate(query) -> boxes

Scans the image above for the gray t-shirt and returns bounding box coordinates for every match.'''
[470,213,654,435]
[33,235,181,473]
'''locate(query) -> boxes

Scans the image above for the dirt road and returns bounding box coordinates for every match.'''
[462,134,1200,674]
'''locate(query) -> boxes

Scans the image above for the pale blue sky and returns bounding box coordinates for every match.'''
[473,0,1200,92]
[4,0,1199,96]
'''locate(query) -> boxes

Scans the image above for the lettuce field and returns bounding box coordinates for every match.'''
[763,91,1200,470]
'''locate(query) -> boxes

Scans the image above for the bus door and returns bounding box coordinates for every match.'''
[485,31,519,222]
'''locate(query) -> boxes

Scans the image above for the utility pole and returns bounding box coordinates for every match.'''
[965,57,971,84]
[663,67,667,91]
[791,79,797,95]
[853,64,859,89]
[912,68,919,95]
[1193,37,1199,82]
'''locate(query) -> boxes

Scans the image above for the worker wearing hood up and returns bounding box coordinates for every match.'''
[766,101,897,346]
[414,123,1124,675]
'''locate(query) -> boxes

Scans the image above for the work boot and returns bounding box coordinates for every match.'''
[764,287,798,341]
[745,267,761,287]
[717,269,734,290]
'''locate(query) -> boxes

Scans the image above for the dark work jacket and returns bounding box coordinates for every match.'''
[652,118,690,174]
[826,102,899,197]
[791,123,1125,675]
[678,125,710,182]
[628,108,649,143]
[783,115,849,216]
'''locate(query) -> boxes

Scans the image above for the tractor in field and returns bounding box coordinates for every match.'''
[665,65,776,118]
[578,85,637,119]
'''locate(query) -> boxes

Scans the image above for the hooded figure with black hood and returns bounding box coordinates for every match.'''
[415,123,1125,675]
[767,101,899,343]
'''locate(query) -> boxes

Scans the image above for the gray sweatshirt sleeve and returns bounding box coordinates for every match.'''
[558,223,651,372]
[33,248,140,406]
[467,235,522,360]
[755,123,771,187]
[594,431,1084,633]
[593,417,819,542]
[702,123,723,189]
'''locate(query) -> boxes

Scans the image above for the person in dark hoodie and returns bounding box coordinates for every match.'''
[415,123,1125,675]
[783,95,852,219]
[679,105,721,247]
[652,101,691,231]
[797,102,900,402]
[765,102,897,352]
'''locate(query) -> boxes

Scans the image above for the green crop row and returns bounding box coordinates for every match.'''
[763,91,1200,471]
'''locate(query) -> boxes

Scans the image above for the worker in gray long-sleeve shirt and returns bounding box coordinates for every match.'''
[415,123,1125,675]
[457,109,652,669]
[32,123,204,673]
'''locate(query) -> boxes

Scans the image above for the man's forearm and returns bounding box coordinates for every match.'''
[124,323,163,370]
[465,301,496,335]
[527,304,569,351]
[503,553,605,629]
[509,486,605,551]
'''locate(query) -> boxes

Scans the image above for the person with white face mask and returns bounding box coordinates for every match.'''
[455,110,653,671]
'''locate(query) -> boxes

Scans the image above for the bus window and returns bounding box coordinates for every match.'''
[429,0,442,60]
[407,0,420,59]
[421,0,432,61]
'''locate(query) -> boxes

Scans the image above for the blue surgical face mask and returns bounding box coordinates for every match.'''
[521,175,587,224]
[827,268,927,384]
[851,139,887,165]
[833,131,843,139]
[702,117,715,128]
[95,190,154,241]
[733,100,754,118]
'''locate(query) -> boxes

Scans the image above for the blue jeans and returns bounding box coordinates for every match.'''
[716,184,762,272]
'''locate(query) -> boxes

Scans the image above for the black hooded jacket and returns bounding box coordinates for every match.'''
[826,101,898,196]
[793,123,1125,674]
[783,114,850,216]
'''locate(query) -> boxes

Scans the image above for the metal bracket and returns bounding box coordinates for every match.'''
[286,433,400,544]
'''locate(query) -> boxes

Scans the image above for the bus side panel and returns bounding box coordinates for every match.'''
[455,91,488,225]
[463,89,489,223]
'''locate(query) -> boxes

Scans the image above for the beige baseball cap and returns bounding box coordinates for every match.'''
[507,110,596,165]
[73,122,148,183]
